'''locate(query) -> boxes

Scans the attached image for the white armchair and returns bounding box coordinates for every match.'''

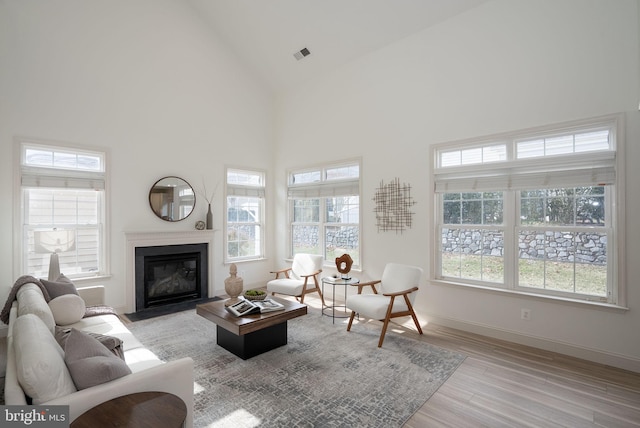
[346,263,423,347]
[267,253,325,305]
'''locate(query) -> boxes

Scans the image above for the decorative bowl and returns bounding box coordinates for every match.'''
[243,290,268,301]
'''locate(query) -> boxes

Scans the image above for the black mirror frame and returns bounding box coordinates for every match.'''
[148,176,196,222]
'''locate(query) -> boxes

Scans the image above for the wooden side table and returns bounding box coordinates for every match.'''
[70,391,187,428]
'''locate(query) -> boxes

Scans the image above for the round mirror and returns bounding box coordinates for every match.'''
[149,176,196,222]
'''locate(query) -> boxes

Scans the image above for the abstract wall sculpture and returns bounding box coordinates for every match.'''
[373,177,416,233]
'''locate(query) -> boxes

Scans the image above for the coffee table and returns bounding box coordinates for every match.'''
[196,296,307,359]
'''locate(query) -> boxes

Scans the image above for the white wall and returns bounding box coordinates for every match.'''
[0,0,274,311]
[275,0,640,371]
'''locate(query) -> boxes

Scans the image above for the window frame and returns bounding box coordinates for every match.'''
[287,159,362,268]
[430,115,625,307]
[15,137,109,281]
[224,167,266,263]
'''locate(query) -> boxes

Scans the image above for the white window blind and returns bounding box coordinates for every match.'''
[287,179,360,198]
[434,153,616,193]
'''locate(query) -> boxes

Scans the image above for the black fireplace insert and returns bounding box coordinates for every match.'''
[135,243,208,312]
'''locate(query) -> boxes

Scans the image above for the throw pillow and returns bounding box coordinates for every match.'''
[16,283,56,333]
[64,328,131,390]
[41,274,78,299]
[54,326,125,360]
[13,314,77,403]
[49,294,86,326]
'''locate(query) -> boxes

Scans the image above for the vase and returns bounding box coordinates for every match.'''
[206,204,213,230]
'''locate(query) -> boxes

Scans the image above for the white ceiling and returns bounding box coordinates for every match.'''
[186,0,489,93]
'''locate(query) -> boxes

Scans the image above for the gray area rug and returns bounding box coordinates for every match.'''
[127,307,466,428]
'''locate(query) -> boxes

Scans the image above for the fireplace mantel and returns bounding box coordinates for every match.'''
[125,231,214,312]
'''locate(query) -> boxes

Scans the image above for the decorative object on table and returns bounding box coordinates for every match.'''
[335,253,353,280]
[373,177,416,233]
[149,176,195,222]
[243,289,267,301]
[195,220,205,230]
[205,204,213,230]
[224,264,243,306]
[225,297,285,316]
[34,229,76,280]
[199,179,219,230]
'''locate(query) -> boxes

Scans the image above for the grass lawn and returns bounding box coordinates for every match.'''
[442,253,607,296]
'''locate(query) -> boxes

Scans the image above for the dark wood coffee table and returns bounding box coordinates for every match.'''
[196,296,307,359]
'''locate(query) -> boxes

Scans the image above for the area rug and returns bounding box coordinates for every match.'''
[126,307,465,428]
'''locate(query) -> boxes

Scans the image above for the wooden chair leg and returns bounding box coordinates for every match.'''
[409,309,423,335]
[405,298,423,335]
[378,297,396,347]
[347,311,356,331]
[378,317,391,347]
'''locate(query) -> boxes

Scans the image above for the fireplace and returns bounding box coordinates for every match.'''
[135,243,208,312]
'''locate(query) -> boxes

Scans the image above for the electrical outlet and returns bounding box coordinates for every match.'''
[521,308,531,321]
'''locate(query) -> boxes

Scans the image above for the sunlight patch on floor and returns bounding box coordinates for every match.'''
[208,409,261,428]
[193,381,205,395]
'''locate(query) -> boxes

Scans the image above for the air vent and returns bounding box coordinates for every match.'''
[293,47,311,61]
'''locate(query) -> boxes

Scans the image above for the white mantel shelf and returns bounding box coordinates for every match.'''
[124,230,215,313]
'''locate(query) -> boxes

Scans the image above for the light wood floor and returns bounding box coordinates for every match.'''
[298,293,640,428]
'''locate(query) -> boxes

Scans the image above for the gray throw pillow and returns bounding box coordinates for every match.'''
[41,274,78,299]
[64,328,131,390]
[55,326,125,360]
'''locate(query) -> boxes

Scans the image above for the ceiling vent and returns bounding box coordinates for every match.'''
[293,47,311,61]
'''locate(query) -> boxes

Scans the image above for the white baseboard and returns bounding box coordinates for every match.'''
[427,314,640,374]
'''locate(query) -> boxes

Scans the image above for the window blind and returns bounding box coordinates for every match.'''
[288,179,359,198]
[434,152,615,193]
[227,183,265,198]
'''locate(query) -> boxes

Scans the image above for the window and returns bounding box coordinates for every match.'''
[225,168,265,262]
[433,116,623,305]
[19,139,107,279]
[288,160,361,267]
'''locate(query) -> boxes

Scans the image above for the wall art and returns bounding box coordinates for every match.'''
[373,177,416,233]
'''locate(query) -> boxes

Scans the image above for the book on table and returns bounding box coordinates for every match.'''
[226,298,285,317]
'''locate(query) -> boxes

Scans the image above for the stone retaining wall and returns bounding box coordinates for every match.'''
[441,228,606,265]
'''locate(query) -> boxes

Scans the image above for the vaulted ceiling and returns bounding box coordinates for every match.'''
[186,0,489,93]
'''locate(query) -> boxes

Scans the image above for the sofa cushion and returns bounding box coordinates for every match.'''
[64,328,132,390]
[13,313,77,404]
[41,274,78,299]
[65,316,163,372]
[55,326,125,360]
[49,294,86,326]
[67,314,145,352]
[16,283,55,333]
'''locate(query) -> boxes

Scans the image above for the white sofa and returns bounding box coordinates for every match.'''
[4,281,194,427]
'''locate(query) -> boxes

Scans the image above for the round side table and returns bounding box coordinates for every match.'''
[321,276,359,323]
[70,391,187,428]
